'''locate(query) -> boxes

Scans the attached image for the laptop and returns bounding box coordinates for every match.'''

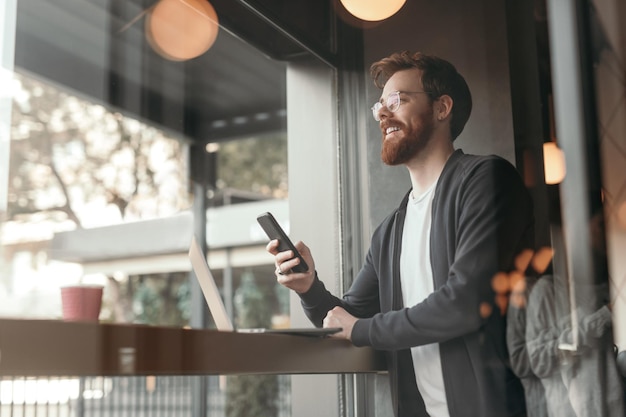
[188,236,341,337]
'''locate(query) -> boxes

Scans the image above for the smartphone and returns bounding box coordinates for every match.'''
[256,212,309,273]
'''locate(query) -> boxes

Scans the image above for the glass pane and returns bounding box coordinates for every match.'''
[507,1,626,416]
[0,1,305,416]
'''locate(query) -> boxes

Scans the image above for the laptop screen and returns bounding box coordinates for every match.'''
[188,236,234,331]
[188,236,341,337]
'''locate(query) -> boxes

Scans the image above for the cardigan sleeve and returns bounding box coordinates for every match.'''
[298,241,383,327]
[351,157,535,350]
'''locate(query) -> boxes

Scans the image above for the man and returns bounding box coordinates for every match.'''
[268,51,534,417]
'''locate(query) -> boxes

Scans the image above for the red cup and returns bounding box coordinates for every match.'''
[60,285,103,322]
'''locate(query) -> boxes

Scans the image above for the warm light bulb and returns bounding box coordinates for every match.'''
[146,0,219,61]
[339,0,406,21]
[531,247,554,274]
[543,142,566,184]
[205,142,220,153]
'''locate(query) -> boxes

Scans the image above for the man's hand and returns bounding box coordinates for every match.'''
[323,306,357,341]
[266,239,316,294]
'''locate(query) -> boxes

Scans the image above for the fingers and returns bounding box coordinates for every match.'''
[293,241,314,269]
[267,240,315,293]
[275,263,314,294]
[265,239,280,254]
[274,262,313,294]
[265,239,299,262]
[275,270,301,287]
[293,240,309,255]
[322,307,355,341]
[276,255,304,274]
[267,240,313,273]
[323,306,343,329]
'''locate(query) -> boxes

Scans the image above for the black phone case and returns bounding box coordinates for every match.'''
[257,212,309,272]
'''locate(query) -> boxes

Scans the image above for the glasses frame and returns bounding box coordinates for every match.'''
[371,90,433,122]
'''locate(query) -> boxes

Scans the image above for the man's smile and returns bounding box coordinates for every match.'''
[384,125,401,139]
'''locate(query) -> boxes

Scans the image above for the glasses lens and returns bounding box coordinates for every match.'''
[387,92,400,112]
[371,102,383,121]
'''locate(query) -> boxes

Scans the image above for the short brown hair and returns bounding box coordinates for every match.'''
[370,51,472,140]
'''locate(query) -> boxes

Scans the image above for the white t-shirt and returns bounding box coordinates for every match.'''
[400,182,450,417]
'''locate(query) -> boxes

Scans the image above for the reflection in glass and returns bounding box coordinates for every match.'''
[525,272,623,417]
[509,222,625,416]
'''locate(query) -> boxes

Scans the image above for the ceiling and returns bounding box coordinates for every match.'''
[13,0,336,143]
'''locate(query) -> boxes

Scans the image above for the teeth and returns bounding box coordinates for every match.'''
[386,126,400,135]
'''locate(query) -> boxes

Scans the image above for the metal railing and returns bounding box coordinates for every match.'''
[0,375,290,417]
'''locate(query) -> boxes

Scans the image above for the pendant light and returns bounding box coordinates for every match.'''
[339,0,406,22]
[146,0,219,61]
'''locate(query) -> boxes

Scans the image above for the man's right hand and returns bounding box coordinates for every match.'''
[266,240,316,294]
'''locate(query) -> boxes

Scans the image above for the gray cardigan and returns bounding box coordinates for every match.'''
[300,149,534,417]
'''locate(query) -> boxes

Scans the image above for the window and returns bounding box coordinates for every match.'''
[0,1,327,416]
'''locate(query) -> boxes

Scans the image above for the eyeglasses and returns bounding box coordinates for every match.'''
[371,90,432,122]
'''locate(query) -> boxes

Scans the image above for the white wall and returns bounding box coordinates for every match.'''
[287,60,341,417]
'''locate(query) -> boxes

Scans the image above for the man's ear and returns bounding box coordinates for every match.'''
[436,95,453,121]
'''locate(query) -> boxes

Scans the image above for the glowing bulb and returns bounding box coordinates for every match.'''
[146,0,219,61]
[531,247,554,274]
[339,0,406,22]
[543,142,566,184]
[205,142,220,153]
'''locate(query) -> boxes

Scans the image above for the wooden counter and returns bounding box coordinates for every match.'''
[0,319,386,377]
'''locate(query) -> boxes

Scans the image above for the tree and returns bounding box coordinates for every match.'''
[226,270,279,417]
[216,134,288,199]
[4,71,191,322]
[3,71,289,329]
[7,72,190,229]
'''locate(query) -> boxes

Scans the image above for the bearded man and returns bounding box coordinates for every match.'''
[268,51,534,417]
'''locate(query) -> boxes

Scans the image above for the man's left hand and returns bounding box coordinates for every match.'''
[323,306,357,341]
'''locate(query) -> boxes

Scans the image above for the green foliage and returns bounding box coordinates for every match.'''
[217,134,288,198]
[274,282,290,316]
[233,270,273,328]
[226,270,279,417]
[226,374,280,417]
[128,272,189,326]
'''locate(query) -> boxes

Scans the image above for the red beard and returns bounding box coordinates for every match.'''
[381,120,434,165]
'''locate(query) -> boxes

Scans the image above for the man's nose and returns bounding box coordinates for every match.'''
[377,105,391,121]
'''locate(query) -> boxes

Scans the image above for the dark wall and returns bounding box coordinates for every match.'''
[358,0,516,228]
